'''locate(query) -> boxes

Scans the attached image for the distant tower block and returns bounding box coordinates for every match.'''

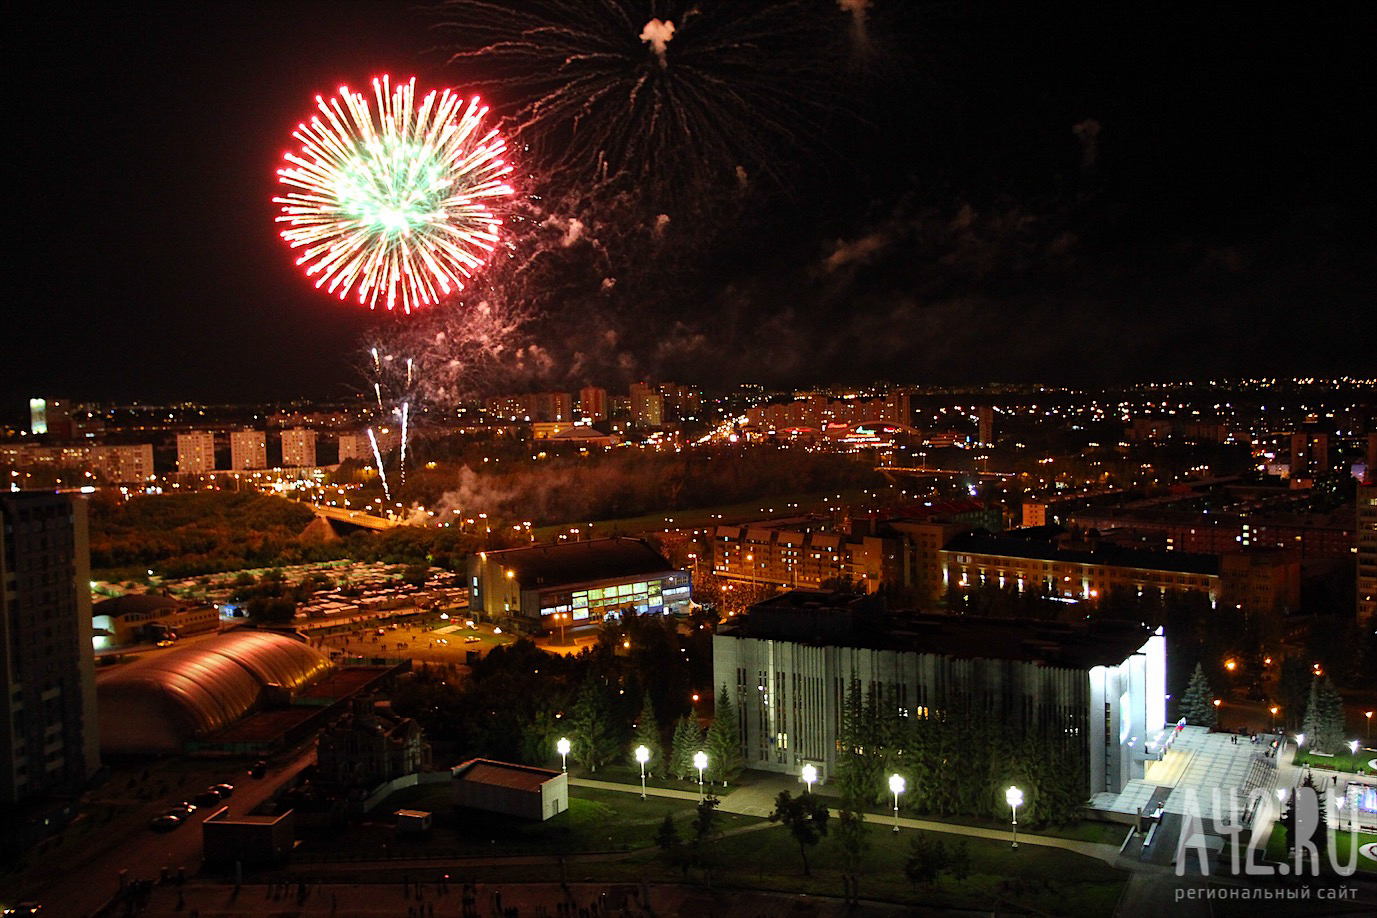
[977,406,995,447]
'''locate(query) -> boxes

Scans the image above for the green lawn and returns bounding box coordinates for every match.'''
[1295,746,1375,774]
[293,785,1127,916]
[1264,824,1377,874]
[297,786,758,860]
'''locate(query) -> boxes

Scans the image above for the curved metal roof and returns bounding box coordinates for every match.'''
[96,630,329,754]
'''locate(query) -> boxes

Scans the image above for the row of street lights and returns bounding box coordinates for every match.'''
[558,738,1027,848]
[558,738,710,801]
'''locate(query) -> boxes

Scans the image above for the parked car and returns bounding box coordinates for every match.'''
[210,782,235,798]
[249,760,267,779]
[149,813,183,832]
[193,787,226,806]
[164,801,197,818]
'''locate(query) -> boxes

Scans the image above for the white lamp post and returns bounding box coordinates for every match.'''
[694,751,708,800]
[1006,785,1023,849]
[802,764,817,796]
[889,774,905,833]
[557,737,571,773]
[635,744,650,799]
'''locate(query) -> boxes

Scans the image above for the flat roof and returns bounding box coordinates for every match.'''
[452,759,562,793]
[943,532,1220,576]
[483,538,674,588]
[722,591,1154,670]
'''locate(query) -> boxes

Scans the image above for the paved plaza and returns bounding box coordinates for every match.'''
[1091,727,1290,817]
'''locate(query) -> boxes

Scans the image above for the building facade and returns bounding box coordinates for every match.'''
[229,429,267,471]
[0,492,100,805]
[578,386,608,423]
[1359,483,1377,627]
[176,431,217,475]
[712,592,1165,797]
[316,696,429,788]
[468,538,691,635]
[280,427,317,468]
[629,382,664,428]
[710,523,895,593]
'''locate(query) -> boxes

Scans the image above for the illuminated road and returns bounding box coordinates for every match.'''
[311,505,398,531]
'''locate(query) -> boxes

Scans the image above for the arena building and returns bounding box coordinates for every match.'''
[468,538,691,636]
[95,629,330,755]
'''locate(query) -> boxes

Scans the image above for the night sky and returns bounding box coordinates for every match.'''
[8,1,1374,408]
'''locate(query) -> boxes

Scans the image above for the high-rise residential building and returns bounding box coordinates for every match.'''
[229,429,267,471]
[534,392,574,423]
[886,389,912,426]
[89,444,155,483]
[1289,430,1330,478]
[658,383,702,422]
[976,406,995,447]
[629,382,663,428]
[1,492,100,805]
[176,431,217,474]
[28,398,72,438]
[280,427,318,468]
[1359,483,1377,627]
[578,386,608,423]
[338,432,370,462]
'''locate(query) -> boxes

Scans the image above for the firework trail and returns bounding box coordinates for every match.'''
[275,75,516,314]
[434,1,853,208]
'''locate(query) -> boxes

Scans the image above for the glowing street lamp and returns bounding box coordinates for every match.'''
[889,774,906,833]
[557,737,571,773]
[1366,711,1373,744]
[802,764,817,796]
[694,751,708,800]
[635,744,650,799]
[1350,740,1361,757]
[1270,705,1279,730]
[1006,785,1024,849]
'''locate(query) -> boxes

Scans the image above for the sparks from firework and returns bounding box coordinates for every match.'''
[435,1,851,206]
[275,75,515,314]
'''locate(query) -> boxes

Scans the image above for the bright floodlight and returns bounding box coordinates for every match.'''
[557,737,571,756]
[635,744,650,764]
[1351,740,1361,754]
[889,774,906,796]
[1006,786,1024,808]
[802,764,817,791]
[1295,733,1306,748]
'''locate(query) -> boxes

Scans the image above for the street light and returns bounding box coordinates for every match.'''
[635,744,650,799]
[694,751,708,800]
[1366,711,1373,744]
[1270,705,1279,730]
[1006,785,1024,849]
[889,774,905,833]
[557,737,571,773]
[802,764,817,796]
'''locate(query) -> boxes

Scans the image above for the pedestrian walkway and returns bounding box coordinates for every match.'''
[573,773,1122,865]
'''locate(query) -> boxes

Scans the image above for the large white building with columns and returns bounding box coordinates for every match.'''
[712,591,1165,797]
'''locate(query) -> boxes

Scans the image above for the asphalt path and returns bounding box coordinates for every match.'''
[17,744,317,918]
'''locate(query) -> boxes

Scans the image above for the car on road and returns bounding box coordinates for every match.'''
[2,903,42,916]
[464,636,480,644]
[249,760,268,779]
[210,782,235,797]
[164,801,198,818]
[149,813,184,832]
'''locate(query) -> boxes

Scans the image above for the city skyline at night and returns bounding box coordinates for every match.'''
[7,2,1373,408]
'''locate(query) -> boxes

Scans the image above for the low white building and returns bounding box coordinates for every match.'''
[451,759,568,821]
